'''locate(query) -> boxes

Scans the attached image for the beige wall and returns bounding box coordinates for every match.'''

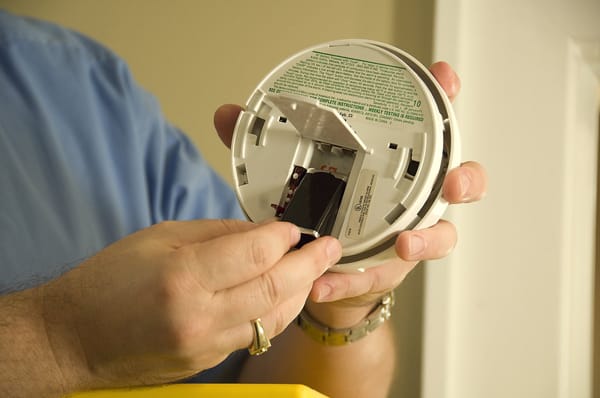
[2,0,404,183]
[1,2,434,396]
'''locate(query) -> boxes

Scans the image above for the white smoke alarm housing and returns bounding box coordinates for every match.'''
[231,39,460,272]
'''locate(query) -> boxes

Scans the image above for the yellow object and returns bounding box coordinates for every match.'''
[66,384,329,398]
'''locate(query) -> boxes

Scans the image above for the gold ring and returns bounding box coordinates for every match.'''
[248,318,271,356]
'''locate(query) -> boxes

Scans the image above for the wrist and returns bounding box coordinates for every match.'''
[40,276,94,394]
[298,291,395,345]
[304,300,376,329]
[0,284,86,398]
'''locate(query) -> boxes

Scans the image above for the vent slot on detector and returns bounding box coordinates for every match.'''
[250,117,266,146]
[236,164,249,186]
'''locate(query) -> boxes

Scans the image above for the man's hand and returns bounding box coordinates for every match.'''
[2,220,342,397]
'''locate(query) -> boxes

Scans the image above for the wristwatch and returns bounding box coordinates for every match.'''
[296,290,395,346]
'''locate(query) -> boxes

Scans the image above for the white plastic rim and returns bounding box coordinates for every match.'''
[231,39,461,272]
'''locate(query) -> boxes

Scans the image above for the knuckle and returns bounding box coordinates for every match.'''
[244,223,293,269]
[155,287,214,353]
[153,280,194,351]
[155,265,186,310]
[168,319,215,364]
[305,242,332,271]
[246,235,270,268]
[150,220,184,246]
[365,271,379,293]
[440,222,458,257]
[258,272,283,308]
[316,248,331,268]
[168,319,196,352]
[171,244,196,270]
[166,246,214,294]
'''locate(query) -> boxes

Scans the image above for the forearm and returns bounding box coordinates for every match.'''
[239,312,395,398]
[0,287,67,398]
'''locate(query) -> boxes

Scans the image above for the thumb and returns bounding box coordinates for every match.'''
[213,104,243,148]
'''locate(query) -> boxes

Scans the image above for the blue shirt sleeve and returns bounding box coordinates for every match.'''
[0,10,247,383]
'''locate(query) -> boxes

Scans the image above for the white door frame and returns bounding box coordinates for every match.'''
[423,1,600,397]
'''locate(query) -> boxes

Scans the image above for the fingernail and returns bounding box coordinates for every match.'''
[290,225,301,244]
[459,173,472,200]
[317,284,332,302]
[409,234,427,257]
[325,238,342,264]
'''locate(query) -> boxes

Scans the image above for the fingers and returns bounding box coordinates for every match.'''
[309,219,457,304]
[442,161,488,203]
[214,104,243,148]
[180,221,302,292]
[310,259,415,304]
[169,223,342,357]
[429,64,488,204]
[155,222,341,364]
[396,219,457,261]
[309,159,484,306]
[214,236,342,327]
[429,61,461,101]
[215,290,309,354]
[209,237,342,354]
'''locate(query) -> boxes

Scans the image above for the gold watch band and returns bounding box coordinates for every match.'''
[296,291,395,346]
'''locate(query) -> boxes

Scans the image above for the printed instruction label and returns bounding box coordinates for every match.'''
[269,51,424,126]
[345,169,377,239]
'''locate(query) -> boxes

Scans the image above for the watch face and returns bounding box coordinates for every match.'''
[232,40,460,272]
